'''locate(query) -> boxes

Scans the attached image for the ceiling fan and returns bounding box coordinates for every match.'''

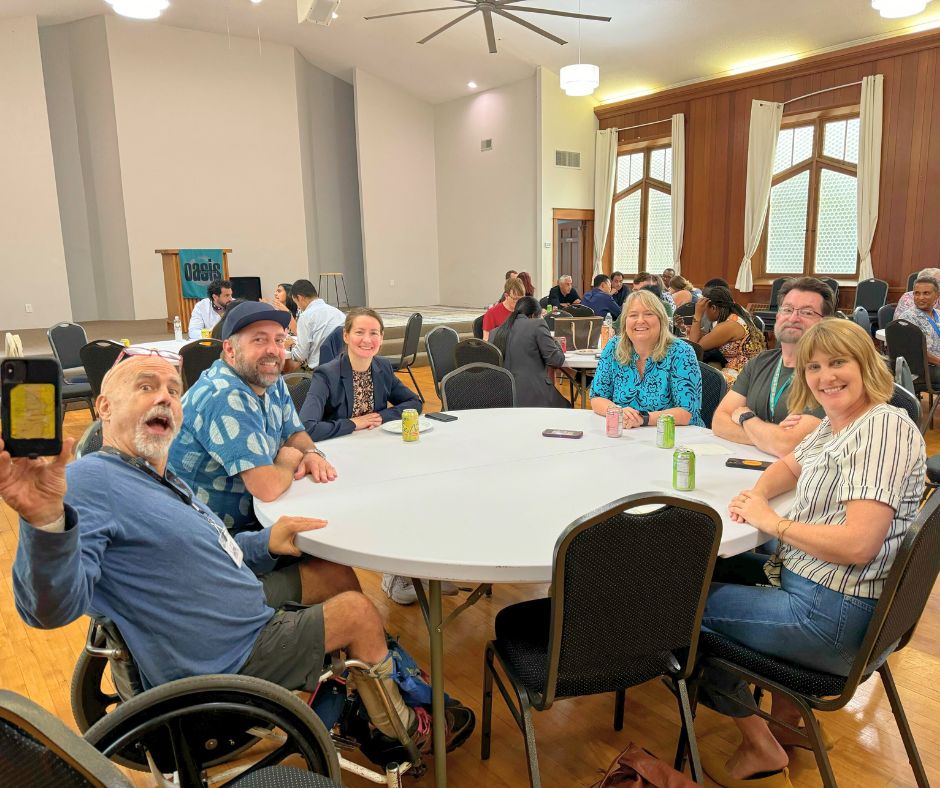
[364,1,611,54]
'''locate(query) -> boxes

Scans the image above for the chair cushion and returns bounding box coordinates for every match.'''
[699,631,852,698]
[62,381,92,398]
[229,765,341,787]
[927,455,940,485]
[494,598,678,700]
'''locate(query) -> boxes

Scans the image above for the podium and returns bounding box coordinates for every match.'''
[156,249,231,332]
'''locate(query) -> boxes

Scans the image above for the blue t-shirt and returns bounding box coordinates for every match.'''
[590,337,704,426]
[12,453,275,690]
[581,288,622,320]
[168,359,304,531]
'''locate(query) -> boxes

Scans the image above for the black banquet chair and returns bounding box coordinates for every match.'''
[697,488,940,788]
[481,493,722,786]
[283,372,313,413]
[855,277,889,324]
[889,383,921,426]
[472,314,485,340]
[75,420,103,459]
[425,325,459,399]
[48,322,89,383]
[454,338,502,369]
[852,306,872,334]
[907,271,919,292]
[80,340,124,398]
[878,303,897,330]
[441,363,515,410]
[885,318,940,432]
[179,338,222,391]
[389,312,424,402]
[698,361,728,429]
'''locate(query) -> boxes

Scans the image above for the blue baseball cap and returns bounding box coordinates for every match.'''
[221,301,291,340]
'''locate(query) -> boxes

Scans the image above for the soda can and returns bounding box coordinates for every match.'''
[402,409,420,443]
[656,414,675,449]
[558,336,567,353]
[120,338,131,347]
[673,447,696,491]
[606,406,622,438]
[201,328,212,339]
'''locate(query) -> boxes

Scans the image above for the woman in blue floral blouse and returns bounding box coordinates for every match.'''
[590,288,703,428]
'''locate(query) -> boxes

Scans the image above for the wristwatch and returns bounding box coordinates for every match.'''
[737,410,758,427]
[639,411,650,427]
[305,447,327,460]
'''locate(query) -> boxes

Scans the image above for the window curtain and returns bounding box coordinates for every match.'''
[670,113,685,275]
[593,129,618,275]
[735,100,783,293]
[857,74,883,282]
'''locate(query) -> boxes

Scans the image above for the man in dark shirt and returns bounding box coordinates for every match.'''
[546,274,581,308]
[580,274,622,320]
[611,271,629,307]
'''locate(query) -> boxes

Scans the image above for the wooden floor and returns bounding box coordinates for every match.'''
[2,364,939,787]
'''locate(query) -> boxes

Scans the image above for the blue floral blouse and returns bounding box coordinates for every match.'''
[590,337,704,426]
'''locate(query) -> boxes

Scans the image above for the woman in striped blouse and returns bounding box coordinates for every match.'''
[700,319,926,788]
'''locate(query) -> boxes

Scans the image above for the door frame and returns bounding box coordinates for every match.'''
[552,208,595,297]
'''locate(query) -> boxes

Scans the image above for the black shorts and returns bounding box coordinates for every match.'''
[259,558,303,609]
[238,605,326,693]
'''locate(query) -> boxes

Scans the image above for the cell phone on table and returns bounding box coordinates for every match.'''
[426,412,458,422]
[543,428,583,439]
[1,357,63,458]
[725,458,772,471]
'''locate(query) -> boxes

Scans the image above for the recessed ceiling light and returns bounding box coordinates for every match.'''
[872,0,929,18]
[467,81,478,89]
[250,0,262,5]
[106,0,169,19]
[332,11,339,18]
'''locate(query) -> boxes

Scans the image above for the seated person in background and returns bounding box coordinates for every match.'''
[687,285,765,386]
[518,271,536,297]
[581,274,622,320]
[699,318,924,786]
[611,271,629,307]
[668,275,697,309]
[895,266,940,314]
[300,308,421,442]
[271,282,299,334]
[698,277,733,364]
[210,298,246,339]
[633,272,676,316]
[491,296,569,409]
[590,289,703,427]
[188,278,233,339]
[546,274,581,308]
[661,267,675,289]
[169,301,357,611]
[484,277,524,340]
[895,275,940,385]
[496,269,518,303]
[284,279,346,371]
[712,276,831,457]
[5,354,474,756]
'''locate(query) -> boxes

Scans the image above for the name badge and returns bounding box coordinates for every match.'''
[218,528,244,568]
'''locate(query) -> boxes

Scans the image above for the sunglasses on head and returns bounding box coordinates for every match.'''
[113,347,182,368]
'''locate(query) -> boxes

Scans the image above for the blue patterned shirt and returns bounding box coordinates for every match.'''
[590,337,704,426]
[168,359,304,531]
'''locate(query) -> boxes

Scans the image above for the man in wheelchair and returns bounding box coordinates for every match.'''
[2,354,474,765]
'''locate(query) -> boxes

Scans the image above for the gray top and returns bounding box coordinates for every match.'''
[497,317,569,409]
[732,348,824,423]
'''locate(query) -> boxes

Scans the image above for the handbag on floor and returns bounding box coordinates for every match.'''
[597,743,696,788]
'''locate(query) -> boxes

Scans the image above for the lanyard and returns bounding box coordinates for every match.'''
[768,357,792,416]
[926,310,940,341]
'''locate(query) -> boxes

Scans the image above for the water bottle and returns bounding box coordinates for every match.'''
[173,315,183,342]
[601,313,613,349]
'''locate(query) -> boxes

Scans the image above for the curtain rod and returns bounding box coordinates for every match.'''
[612,117,673,134]
[783,80,862,105]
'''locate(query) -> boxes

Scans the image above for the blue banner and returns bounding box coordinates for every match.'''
[179,249,224,299]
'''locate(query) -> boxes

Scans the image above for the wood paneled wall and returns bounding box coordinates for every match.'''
[596,28,940,307]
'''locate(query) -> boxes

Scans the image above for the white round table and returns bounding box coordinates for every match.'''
[255,408,788,786]
[132,339,189,353]
[875,328,886,343]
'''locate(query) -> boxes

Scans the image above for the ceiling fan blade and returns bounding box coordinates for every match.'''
[482,8,498,54]
[499,6,611,21]
[417,8,480,44]
[492,8,567,45]
[365,7,472,21]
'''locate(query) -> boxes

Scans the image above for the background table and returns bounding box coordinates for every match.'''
[255,408,790,786]
[131,339,189,353]
[562,350,599,409]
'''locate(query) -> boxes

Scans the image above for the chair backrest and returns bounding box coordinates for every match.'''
[79,340,124,398]
[885,319,931,389]
[854,278,889,312]
[907,271,919,292]
[768,277,788,310]
[565,304,596,318]
[453,338,502,369]
[554,316,602,351]
[821,278,840,305]
[698,362,727,429]
[425,326,459,397]
[538,493,722,707]
[283,372,313,413]
[397,312,423,367]
[179,339,222,391]
[440,363,515,410]
[878,303,897,330]
[674,302,696,319]
[852,306,872,333]
[680,339,704,361]
[0,689,131,787]
[472,314,485,340]
[751,314,765,333]
[4,333,23,358]
[75,420,103,459]
[317,325,345,367]
[47,322,88,371]
[895,356,915,397]
[889,383,921,425]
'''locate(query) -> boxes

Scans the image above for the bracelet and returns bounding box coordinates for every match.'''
[304,448,326,460]
[776,518,794,542]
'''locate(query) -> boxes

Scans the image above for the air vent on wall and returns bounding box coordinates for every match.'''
[481,138,494,152]
[555,150,581,168]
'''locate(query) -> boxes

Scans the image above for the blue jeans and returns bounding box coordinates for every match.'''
[699,552,877,717]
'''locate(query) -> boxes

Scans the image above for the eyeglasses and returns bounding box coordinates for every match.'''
[113,347,182,367]
[777,306,823,319]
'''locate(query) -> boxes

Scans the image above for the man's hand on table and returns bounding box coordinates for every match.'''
[295,451,338,483]
[269,515,328,557]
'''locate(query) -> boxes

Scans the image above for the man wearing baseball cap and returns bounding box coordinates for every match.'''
[169,301,360,607]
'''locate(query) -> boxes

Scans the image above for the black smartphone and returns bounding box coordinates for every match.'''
[725,457,772,471]
[425,412,458,423]
[543,429,583,439]
[1,357,63,458]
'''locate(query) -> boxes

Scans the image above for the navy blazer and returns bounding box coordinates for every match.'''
[299,353,422,441]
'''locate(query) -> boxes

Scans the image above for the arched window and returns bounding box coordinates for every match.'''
[611,144,673,275]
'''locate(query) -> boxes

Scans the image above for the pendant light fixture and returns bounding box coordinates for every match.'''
[871,0,929,18]
[106,0,169,20]
[560,1,599,96]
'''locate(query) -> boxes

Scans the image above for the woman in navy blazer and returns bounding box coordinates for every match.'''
[299,308,422,441]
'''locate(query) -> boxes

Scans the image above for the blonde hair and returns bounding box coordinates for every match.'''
[615,289,674,364]
[504,277,525,298]
[669,275,693,292]
[788,319,893,413]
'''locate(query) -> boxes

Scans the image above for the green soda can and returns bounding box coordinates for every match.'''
[402,409,420,443]
[656,414,675,449]
[673,447,696,491]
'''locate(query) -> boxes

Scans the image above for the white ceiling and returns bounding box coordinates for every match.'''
[6,0,940,104]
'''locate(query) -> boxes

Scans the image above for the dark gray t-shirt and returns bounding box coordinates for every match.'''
[731,349,824,423]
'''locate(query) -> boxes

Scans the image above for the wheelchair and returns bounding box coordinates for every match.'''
[71,617,426,787]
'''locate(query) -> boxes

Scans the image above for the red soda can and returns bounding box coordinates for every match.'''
[606,406,622,438]
[559,336,567,353]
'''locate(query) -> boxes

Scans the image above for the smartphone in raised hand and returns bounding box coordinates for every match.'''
[1,357,63,458]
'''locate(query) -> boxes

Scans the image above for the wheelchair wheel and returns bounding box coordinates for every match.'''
[71,651,122,733]
[84,674,341,786]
